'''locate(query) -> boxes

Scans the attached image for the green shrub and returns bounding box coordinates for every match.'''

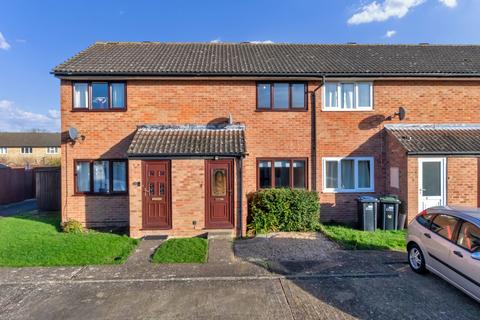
[248,189,320,234]
[62,219,85,234]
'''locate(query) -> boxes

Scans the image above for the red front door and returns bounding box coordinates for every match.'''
[205,159,234,229]
[142,161,172,229]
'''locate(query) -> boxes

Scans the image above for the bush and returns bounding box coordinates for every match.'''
[62,219,85,234]
[248,189,320,234]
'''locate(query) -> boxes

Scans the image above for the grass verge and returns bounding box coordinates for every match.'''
[152,238,208,263]
[0,211,139,267]
[318,224,407,251]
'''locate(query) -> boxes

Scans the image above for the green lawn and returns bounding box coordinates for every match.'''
[0,211,139,267]
[319,224,407,251]
[152,238,208,263]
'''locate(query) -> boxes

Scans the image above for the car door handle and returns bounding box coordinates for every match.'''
[424,233,431,239]
[453,251,463,258]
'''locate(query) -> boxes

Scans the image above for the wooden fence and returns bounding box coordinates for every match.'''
[35,167,61,211]
[0,167,35,205]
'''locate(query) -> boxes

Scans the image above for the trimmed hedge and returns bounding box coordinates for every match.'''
[248,189,320,234]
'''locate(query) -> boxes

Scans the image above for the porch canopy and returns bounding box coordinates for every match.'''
[385,124,480,155]
[127,124,246,158]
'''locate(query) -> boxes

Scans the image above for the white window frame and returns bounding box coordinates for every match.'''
[21,147,33,154]
[322,82,373,111]
[0,147,7,154]
[322,157,374,193]
[46,147,59,154]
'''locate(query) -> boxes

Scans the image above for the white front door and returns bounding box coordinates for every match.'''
[418,158,446,211]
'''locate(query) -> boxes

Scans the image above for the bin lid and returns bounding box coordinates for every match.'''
[357,195,379,203]
[379,195,401,204]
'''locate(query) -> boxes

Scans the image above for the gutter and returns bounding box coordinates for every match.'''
[51,71,480,78]
[407,151,480,156]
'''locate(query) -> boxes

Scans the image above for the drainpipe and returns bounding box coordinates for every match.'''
[236,157,243,237]
[310,76,325,191]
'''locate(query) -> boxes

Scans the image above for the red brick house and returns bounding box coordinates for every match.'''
[52,42,480,238]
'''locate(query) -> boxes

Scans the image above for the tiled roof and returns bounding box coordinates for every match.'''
[385,124,480,155]
[127,124,246,157]
[53,42,480,77]
[0,132,60,147]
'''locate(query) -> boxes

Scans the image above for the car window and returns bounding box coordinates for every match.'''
[457,222,480,252]
[430,214,459,241]
[416,213,435,228]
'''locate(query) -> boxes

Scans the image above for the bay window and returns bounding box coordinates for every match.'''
[323,157,374,192]
[257,82,307,110]
[257,158,307,189]
[73,82,126,110]
[322,82,373,110]
[75,159,127,194]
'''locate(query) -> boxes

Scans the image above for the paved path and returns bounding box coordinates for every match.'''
[0,199,37,217]
[0,232,479,319]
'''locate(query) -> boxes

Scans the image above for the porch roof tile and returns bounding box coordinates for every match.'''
[127,124,246,157]
[385,124,480,155]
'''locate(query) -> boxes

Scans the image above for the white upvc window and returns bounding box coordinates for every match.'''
[21,147,33,154]
[46,147,59,154]
[322,82,373,111]
[0,147,7,154]
[323,157,374,193]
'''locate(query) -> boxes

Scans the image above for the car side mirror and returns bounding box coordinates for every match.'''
[471,252,480,261]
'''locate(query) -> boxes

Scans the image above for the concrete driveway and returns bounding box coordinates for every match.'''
[0,233,478,319]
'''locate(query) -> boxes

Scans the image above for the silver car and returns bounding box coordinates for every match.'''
[407,206,480,302]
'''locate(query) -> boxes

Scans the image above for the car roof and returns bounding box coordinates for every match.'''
[426,206,480,226]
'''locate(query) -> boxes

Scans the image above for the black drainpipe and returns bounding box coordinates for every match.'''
[310,76,325,191]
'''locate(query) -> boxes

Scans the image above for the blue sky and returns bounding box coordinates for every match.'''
[0,0,479,132]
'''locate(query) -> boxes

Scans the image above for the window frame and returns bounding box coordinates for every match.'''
[72,81,127,112]
[21,147,33,154]
[322,81,373,111]
[46,147,59,154]
[256,82,308,111]
[322,157,374,193]
[256,158,308,189]
[73,159,128,195]
[0,147,7,154]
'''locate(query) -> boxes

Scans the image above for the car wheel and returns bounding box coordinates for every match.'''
[408,243,427,274]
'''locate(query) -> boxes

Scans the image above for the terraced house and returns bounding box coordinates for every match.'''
[52,42,480,238]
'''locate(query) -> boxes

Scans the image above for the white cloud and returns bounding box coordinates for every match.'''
[0,32,11,50]
[385,30,397,37]
[248,40,274,44]
[438,0,457,7]
[210,38,221,43]
[0,100,60,132]
[348,0,458,24]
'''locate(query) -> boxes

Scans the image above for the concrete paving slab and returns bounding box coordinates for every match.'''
[0,279,292,320]
[0,199,37,217]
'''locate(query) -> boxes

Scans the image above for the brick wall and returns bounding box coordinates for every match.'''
[61,79,480,235]
[447,157,479,207]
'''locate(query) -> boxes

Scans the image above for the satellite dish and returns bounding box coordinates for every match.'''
[68,127,78,141]
[396,107,406,121]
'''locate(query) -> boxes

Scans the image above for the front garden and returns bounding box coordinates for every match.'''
[0,211,138,267]
[152,237,208,263]
[248,188,406,251]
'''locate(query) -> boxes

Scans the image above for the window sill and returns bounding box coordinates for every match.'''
[321,108,373,112]
[72,193,128,197]
[322,189,375,194]
[71,108,127,112]
[255,109,308,112]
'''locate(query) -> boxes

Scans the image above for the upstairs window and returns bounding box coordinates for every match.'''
[73,82,126,111]
[323,157,374,192]
[46,147,59,154]
[323,82,373,111]
[0,147,7,154]
[21,147,33,154]
[257,83,307,111]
